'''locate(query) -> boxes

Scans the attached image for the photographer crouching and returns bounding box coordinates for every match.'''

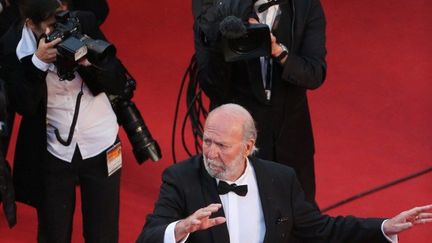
[3,0,132,241]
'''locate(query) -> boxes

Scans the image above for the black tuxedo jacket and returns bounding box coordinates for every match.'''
[0,11,126,207]
[137,156,388,243]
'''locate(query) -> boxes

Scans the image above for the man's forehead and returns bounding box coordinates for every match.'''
[41,15,57,26]
[204,122,242,142]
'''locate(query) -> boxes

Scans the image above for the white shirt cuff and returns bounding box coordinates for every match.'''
[31,53,51,71]
[0,3,4,13]
[381,219,398,243]
[164,220,190,243]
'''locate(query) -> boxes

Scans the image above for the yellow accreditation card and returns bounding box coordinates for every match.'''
[106,142,122,176]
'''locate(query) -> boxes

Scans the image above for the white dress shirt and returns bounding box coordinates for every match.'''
[43,69,118,162]
[216,159,265,243]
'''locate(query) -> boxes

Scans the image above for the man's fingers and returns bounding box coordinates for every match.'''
[413,212,432,225]
[396,222,413,231]
[417,212,432,220]
[248,18,259,24]
[205,203,222,212]
[190,218,201,226]
[407,204,432,216]
[193,209,212,220]
[196,216,226,230]
[416,204,432,212]
[211,216,226,226]
[190,204,221,221]
[45,37,62,47]
[270,33,276,44]
[42,26,62,47]
[190,216,225,227]
[194,203,221,217]
[415,218,432,225]
[183,203,224,233]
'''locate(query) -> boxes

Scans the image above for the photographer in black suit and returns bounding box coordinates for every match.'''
[1,0,126,242]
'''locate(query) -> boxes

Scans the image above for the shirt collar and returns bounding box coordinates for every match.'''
[17,24,57,72]
[16,24,37,61]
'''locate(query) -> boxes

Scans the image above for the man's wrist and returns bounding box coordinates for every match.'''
[275,43,288,64]
[32,54,50,72]
[174,220,187,242]
[381,219,398,243]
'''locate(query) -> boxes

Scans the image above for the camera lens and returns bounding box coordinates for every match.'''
[116,101,161,164]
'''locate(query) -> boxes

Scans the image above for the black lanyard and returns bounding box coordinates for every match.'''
[51,80,84,146]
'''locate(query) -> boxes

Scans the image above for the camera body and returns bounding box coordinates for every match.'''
[46,11,116,80]
[222,23,271,62]
[109,76,162,164]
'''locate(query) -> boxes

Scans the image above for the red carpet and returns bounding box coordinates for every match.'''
[1,0,431,242]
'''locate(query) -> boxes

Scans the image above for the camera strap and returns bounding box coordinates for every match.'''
[53,81,84,146]
[264,57,273,101]
[257,0,288,13]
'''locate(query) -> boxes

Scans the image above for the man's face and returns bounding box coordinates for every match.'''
[202,114,249,181]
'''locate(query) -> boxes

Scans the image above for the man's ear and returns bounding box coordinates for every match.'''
[25,18,36,31]
[244,139,256,157]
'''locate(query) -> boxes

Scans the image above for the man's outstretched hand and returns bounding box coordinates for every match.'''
[383,204,432,236]
[174,203,226,242]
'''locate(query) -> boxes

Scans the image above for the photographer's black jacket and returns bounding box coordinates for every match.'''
[193,0,326,203]
[0,11,126,207]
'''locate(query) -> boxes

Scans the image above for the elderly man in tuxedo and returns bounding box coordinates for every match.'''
[137,103,431,243]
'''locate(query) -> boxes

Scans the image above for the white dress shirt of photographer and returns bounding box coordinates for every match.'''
[16,21,118,162]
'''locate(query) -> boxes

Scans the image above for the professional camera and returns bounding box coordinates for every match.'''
[220,17,271,62]
[108,71,162,164]
[194,0,271,62]
[46,11,116,80]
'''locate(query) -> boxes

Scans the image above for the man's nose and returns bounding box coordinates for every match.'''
[206,144,219,159]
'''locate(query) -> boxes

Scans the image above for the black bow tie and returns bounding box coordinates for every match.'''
[217,181,248,196]
[257,0,287,13]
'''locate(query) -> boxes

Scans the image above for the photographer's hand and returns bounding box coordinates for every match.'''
[270,33,288,64]
[35,28,62,64]
[78,58,92,67]
[248,18,288,64]
[248,18,259,24]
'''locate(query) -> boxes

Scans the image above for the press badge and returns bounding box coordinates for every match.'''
[106,142,122,176]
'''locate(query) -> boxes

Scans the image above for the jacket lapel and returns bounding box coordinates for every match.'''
[250,157,279,243]
[199,156,230,243]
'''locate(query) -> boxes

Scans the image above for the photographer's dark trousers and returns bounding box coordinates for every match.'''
[37,145,121,243]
